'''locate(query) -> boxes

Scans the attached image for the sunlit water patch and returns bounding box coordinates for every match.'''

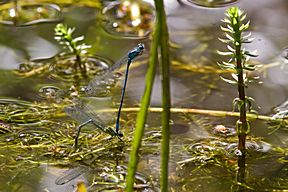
[101,1,155,39]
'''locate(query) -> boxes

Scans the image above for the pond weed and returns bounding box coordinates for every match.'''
[218,7,259,166]
[54,23,91,76]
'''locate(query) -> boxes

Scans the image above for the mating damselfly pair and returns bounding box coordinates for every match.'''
[66,43,145,148]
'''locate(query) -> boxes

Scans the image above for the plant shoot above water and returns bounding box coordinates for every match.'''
[54,23,91,75]
[218,7,258,159]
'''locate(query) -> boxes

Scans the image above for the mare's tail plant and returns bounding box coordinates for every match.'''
[217,7,258,165]
[54,23,91,75]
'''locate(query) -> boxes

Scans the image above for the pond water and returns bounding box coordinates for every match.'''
[0,0,287,191]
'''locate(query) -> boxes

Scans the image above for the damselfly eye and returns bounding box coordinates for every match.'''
[138,43,145,50]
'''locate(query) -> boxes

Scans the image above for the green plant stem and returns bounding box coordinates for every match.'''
[12,0,19,26]
[155,0,171,191]
[236,156,246,191]
[97,107,280,122]
[231,9,248,170]
[35,106,283,124]
[235,31,247,162]
[75,54,82,70]
[125,14,160,192]
[75,54,87,76]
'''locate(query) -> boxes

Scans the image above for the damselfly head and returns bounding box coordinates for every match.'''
[138,43,145,51]
[137,43,145,56]
[117,130,124,137]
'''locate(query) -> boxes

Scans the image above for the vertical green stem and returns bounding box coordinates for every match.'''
[75,54,87,75]
[155,0,171,191]
[125,13,160,192]
[220,7,252,183]
[234,16,247,169]
[75,54,82,70]
[13,0,19,25]
[235,45,247,153]
[236,161,246,191]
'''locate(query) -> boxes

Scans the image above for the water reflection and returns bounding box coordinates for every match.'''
[180,0,238,8]
[0,45,25,69]
[0,3,62,26]
[0,28,59,70]
[101,0,155,39]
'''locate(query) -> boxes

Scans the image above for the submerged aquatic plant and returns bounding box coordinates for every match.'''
[54,23,91,75]
[218,7,258,163]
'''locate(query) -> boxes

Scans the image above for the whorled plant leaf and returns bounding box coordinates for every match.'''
[242,32,251,39]
[217,50,234,56]
[54,23,91,59]
[239,21,250,31]
[245,96,260,110]
[232,98,240,111]
[221,18,231,24]
[72,36,85,43]
[243,63,256,71]
[240,13,247,21]
[220,76,238,85]
[241,38,255,43]
[220,25,233,33]
[244,50,258,57]
[217,61,235,70]
[218,6,257,72]
[241,32,255,44]
[218,38,233,44]
[227,45,235,52]
[225,33,234,41]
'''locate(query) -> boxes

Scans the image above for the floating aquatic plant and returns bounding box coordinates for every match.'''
[54,23,91,75]
[218,7,258,163]
[0,98,64,124]
[16,24,95,78]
